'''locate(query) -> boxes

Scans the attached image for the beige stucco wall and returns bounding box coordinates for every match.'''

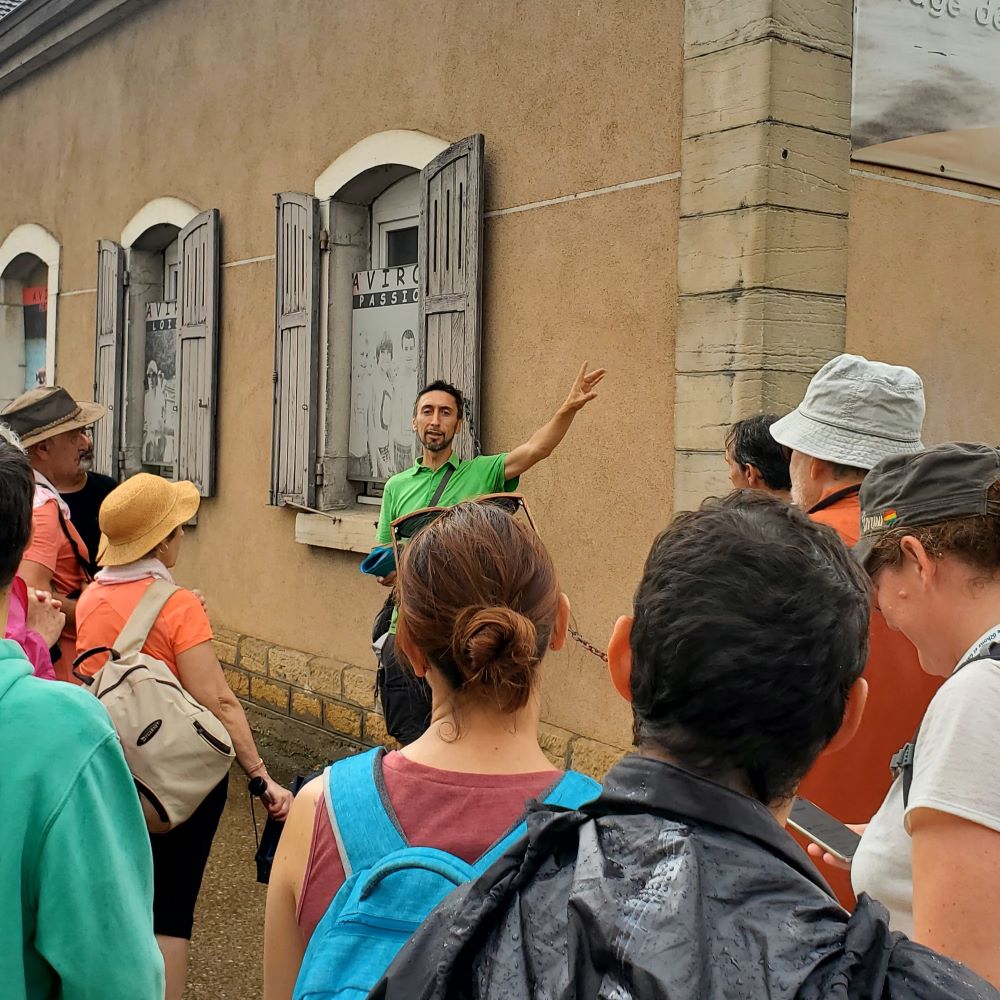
[846,167,1000,446]
[0,0,683,748]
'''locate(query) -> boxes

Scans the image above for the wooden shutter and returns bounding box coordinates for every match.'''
[417,134,485,460]
[93,240,125,479]
[269,193,321,507]
[175,209,220,497]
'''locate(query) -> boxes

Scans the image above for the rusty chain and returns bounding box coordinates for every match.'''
[568,625,609,662]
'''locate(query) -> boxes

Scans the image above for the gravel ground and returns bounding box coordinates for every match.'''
[184,709,357,999]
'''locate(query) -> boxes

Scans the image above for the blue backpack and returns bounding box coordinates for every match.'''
[292,747,600,1000]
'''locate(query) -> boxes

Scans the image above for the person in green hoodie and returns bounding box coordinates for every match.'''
[0,437,164,1000]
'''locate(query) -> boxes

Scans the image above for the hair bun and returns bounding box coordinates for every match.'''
[451,606,540,713]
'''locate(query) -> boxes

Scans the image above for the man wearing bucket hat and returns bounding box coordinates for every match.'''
[1,386,106,680]
[769,354,944,906]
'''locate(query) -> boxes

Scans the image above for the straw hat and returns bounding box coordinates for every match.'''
[97,473,201,567]
[0,386,106,448]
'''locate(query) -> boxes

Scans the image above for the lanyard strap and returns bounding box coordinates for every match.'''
[807,482,861,516]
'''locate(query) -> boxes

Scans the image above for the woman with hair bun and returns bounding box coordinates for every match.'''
[263,500,599,1000]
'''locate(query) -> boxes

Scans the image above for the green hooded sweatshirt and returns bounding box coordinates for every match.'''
[0,639,164,999]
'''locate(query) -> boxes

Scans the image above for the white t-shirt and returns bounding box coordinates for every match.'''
[851,649,1000,936]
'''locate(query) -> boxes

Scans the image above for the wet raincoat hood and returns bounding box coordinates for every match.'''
[371,754,996,999]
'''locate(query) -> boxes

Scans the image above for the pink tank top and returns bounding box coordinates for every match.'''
[296,750,561,941]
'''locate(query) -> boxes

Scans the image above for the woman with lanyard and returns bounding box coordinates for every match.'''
[75,473,293,1000]
[810,442,1000,989]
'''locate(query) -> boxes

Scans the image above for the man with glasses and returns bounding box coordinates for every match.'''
[372,362,605,745]
[0,386,107,680]
[51,426,117,578]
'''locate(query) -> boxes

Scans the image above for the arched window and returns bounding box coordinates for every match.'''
[91,198,221,494]
[0,224,60,410]
[270,130,486,521]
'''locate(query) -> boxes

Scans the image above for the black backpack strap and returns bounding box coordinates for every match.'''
[40,487,94,586]
[428,462,456,508]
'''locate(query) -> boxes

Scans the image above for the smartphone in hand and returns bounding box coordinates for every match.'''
[787,797,862,864]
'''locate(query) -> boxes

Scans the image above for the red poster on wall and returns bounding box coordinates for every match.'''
[22,286,47,390]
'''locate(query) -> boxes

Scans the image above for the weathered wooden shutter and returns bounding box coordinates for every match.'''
[417,134,485,459]
[93,240,125,478]
[175,209,220,496]
[269,193,321,507]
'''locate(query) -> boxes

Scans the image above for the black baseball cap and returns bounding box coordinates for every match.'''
[855,442,1000,571]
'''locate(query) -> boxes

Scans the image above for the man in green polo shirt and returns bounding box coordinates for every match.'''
[372,363,605,743]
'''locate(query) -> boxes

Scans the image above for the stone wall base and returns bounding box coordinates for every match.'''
[214,626,628,780]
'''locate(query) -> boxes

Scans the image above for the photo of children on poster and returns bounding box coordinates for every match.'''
[143,301,177,467]
[349,265,419,481]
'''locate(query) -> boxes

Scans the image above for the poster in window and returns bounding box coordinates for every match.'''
[143,301,177,467]
[22,287,47,391]
[853,0,1000,188]
[349,265,419,482]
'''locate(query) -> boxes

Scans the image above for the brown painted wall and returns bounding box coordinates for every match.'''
[846,168,1000,446]
[0,0,683,747]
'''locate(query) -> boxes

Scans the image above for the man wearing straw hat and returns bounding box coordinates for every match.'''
[0,386,106,680]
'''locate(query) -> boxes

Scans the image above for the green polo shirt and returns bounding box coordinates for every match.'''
[376,452,519,545]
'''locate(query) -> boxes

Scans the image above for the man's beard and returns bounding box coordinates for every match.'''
[79,450,93,473]
[420,430,454,453]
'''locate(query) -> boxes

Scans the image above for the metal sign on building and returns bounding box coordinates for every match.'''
[853,0,1000,188]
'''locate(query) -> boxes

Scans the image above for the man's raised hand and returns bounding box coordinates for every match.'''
[563,362,607,413]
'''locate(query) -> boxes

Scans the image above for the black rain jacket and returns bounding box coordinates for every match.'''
[370,754,997,1000]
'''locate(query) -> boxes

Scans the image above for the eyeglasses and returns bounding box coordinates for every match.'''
[388,493,607,662]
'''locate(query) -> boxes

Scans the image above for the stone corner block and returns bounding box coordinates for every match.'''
[322,699,363,741]
[238,635,273,675]
[249,675,290,714]
[309,657,349,699]
[291,690,323,725]
[342,666,377,708]
[268,646,312,686]
[223,666,249,697]
[362,711,400,751]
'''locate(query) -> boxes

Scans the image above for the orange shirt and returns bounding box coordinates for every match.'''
[75,578,213,679]
[795,484,944,906]
[20,499,89,681]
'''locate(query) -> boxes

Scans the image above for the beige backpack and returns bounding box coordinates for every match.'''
[74,580,235,832]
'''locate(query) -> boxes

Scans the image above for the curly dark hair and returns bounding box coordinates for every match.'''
[630,491,871,805]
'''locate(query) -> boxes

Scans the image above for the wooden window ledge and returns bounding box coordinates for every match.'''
[294,505,380,554]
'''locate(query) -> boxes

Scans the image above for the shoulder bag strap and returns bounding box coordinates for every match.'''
[325,747,407,878]
[428,462,456,508]
[113,579,180,657]
[891,645,1000,808]
[50,494,94,583]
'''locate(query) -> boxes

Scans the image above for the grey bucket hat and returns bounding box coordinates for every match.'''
[770,354,925,470]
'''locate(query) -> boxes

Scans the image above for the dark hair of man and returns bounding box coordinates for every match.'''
[725,414,792,491]
[0,439,35,590]
[630,491,870,805]
[413,380,465,419]
[401,329,416,346]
